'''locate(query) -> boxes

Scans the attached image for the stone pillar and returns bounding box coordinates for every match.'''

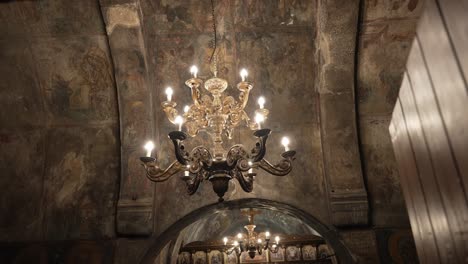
[316,0,369,226]
[99,0,155,235]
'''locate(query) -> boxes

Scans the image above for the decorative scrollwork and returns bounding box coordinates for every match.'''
[226,144,250,167]
[189,146,213,172]
[141,127,295,202]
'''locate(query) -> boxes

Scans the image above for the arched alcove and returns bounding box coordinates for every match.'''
[139,198,355,264]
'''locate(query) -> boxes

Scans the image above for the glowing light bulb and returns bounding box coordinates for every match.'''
[281,137,290,152]
[240,68,248,82]
[248,161,253,174]
[234,241,239,246]
[190,65,198,78]
[257,238,262,244]
[165,87,173,101]
[184,105,190,113]
[258,96,265,109]
[275,236,280,243]
[255,113,265,129]
[223,237,228,245]
[265,231,270,238]
[237,233,243,240]
[175,115,183,131]
[184,165,190,177]
[144,141,154,157]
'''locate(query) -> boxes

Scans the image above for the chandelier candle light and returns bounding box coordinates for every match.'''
[139,0,295,202]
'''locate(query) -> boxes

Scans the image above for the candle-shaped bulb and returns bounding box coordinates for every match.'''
[255,113,265,129]
[240,68,248,82]
[175,115,183,131]
[281,137,290,152]
[258,96,265,109]
[165,87,173,101]
[184,105,190,113]
[275,236,280,243]
[233,241,239,246]
[190,65,198,78]
[265,231,270,238]
[237,233,243,240]
[257,238,262,244]
[144,141,154,157]
[223,237,228,245]
[248,161,253,174]
[184,165,190,176]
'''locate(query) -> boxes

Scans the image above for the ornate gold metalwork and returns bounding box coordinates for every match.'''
[141,67,296,202]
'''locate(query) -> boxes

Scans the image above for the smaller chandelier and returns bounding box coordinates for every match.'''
[223,209,282,259]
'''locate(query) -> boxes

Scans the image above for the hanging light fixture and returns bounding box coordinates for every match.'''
[139,0,296,202]
[223,209,282,259]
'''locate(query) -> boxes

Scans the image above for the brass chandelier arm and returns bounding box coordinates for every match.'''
[189,146,213,172]
[185,78,203,106]
[162,101,179,124]
[250,129,271,162]
[183,173,203,195]
[257,151,296,176]
[141,159,184,182]
[234,170,254,193]
[168,131,190,165]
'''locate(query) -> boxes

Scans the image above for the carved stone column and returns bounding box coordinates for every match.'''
[316,0,369,226]
[99,0,155,235]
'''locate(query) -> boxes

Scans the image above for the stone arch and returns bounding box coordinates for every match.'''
[139,198,355,264]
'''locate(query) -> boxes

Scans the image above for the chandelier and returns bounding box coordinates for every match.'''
[222,209,282,259]
[139,0,295,202]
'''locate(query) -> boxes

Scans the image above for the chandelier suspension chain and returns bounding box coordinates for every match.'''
[209,0,217,70]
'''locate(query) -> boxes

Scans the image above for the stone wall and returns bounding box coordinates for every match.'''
[0,0,119,241]
[356,0,423,227]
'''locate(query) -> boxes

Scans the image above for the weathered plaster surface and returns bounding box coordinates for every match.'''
[0,0,119,241]
[357,0,423,227]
